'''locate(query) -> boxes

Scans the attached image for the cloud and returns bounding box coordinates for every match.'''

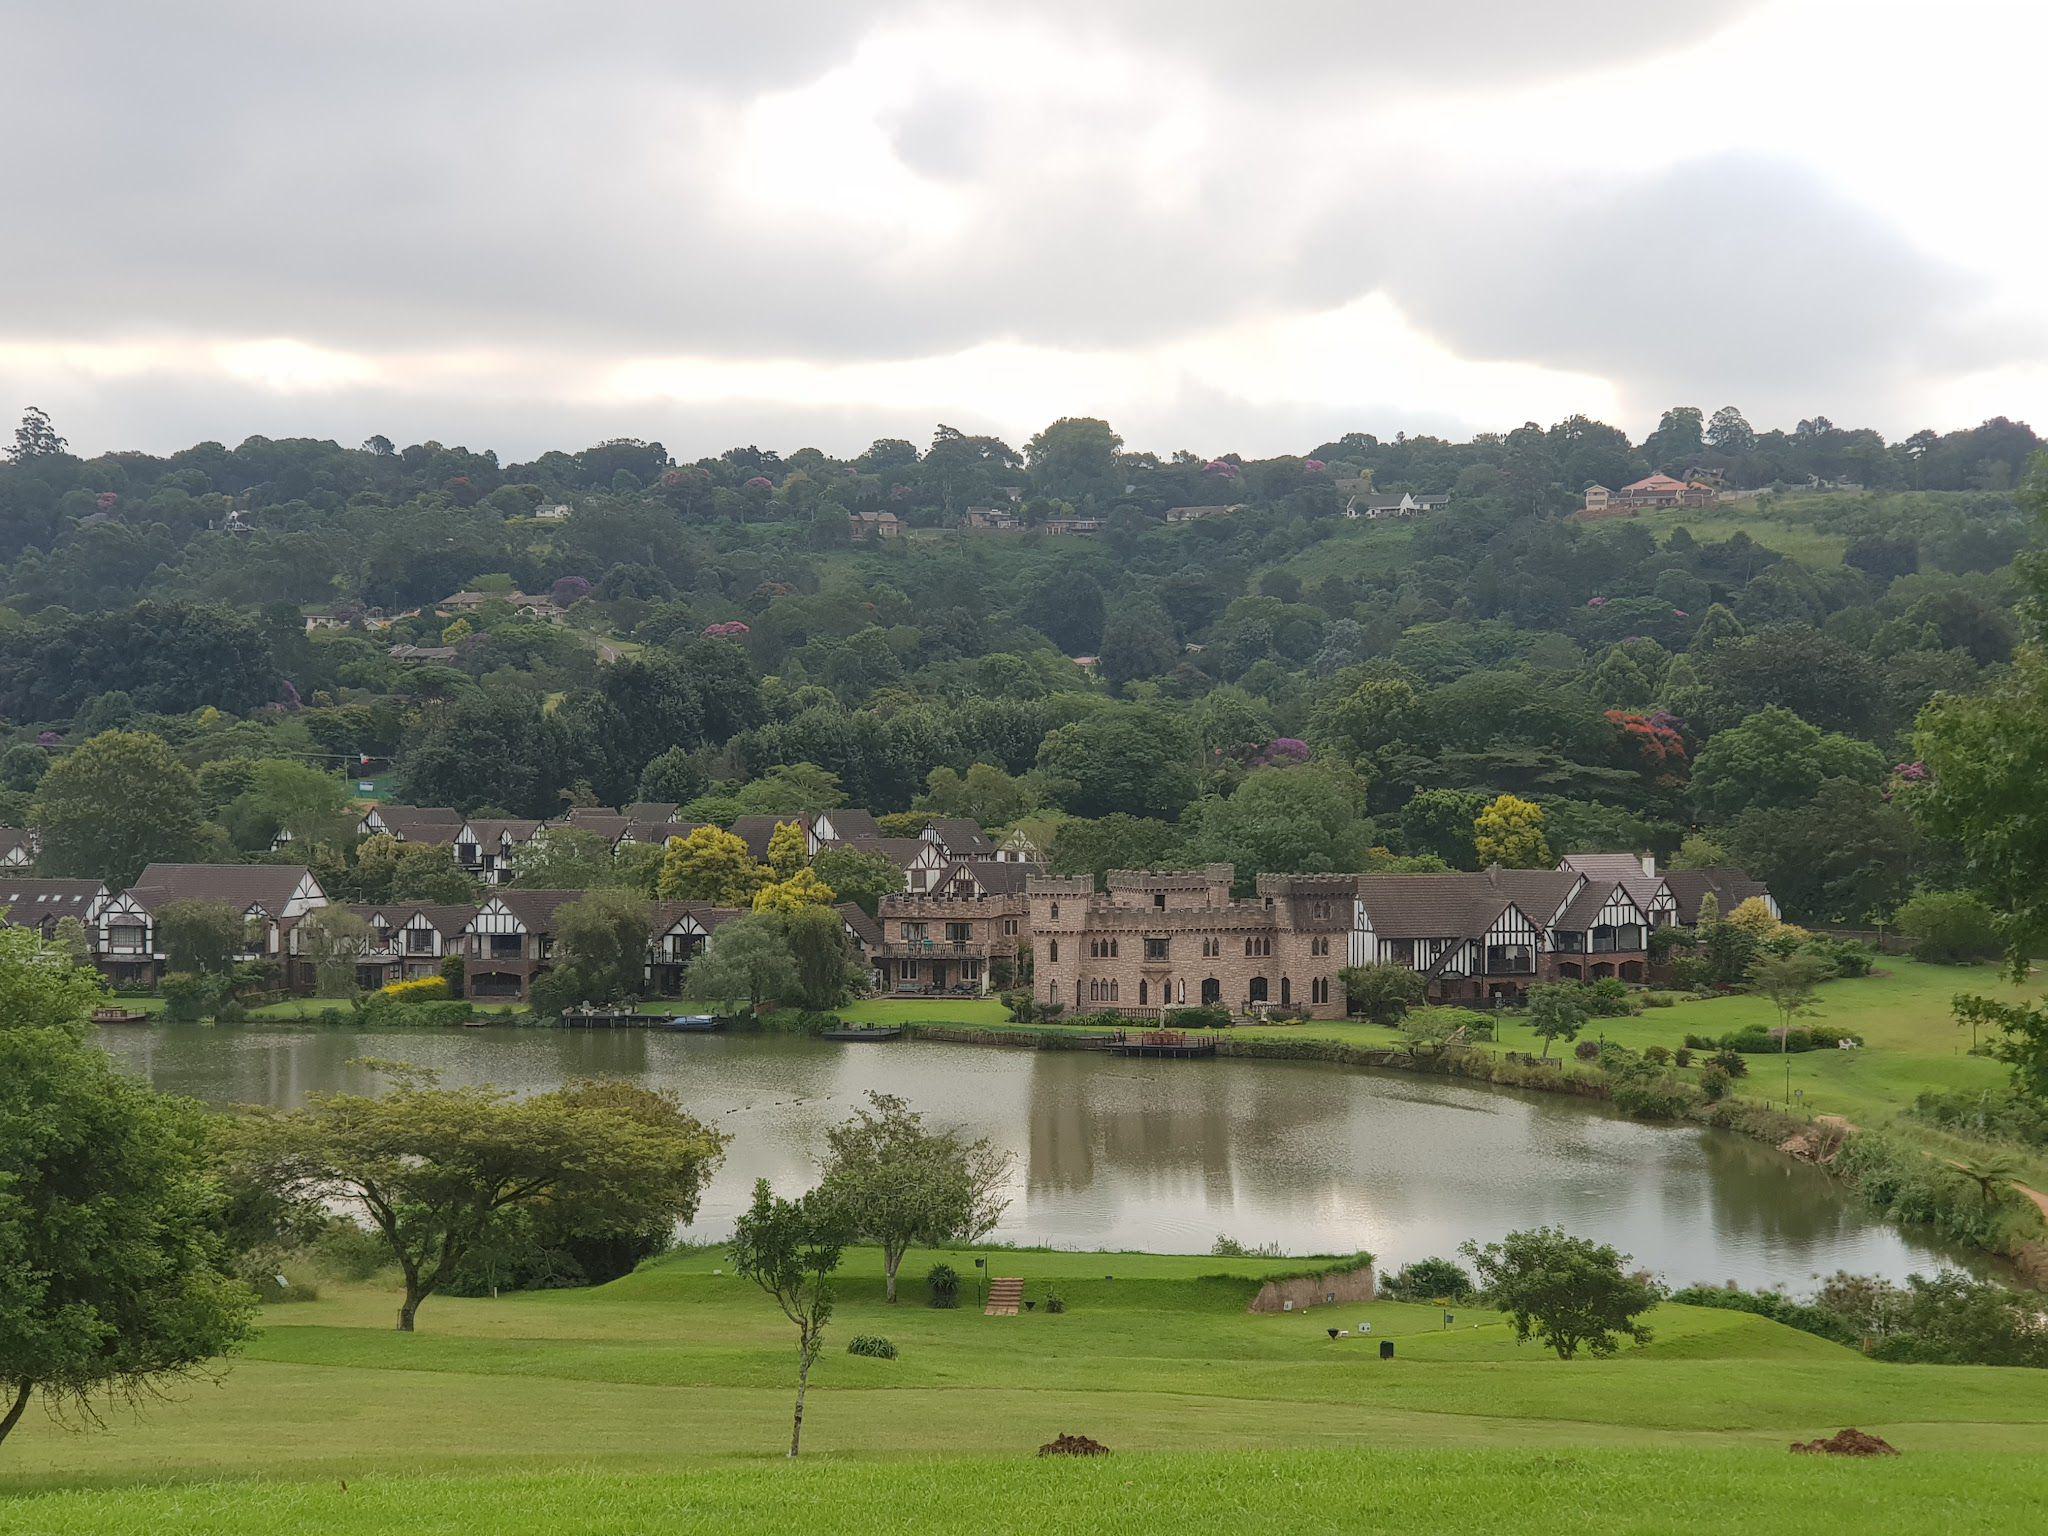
[0,1,2037,455]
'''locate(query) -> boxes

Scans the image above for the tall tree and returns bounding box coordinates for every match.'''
[657,825,771,905]
[1473,793,1551,868]
[1461,1227,1659,1360]
[32,731,204,886]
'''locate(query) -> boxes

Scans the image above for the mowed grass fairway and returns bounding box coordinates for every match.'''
[3,1246,2047,1530]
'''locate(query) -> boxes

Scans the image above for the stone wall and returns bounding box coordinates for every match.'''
[1248,1262,1376,1314]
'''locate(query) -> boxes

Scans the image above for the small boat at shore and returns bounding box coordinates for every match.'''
[660,1014,727,1033]
[820,1024,903,1042]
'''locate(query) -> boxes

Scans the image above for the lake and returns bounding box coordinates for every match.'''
[97,1023,1969,1287]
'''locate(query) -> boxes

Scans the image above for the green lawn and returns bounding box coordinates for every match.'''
[11,1449,2045,1536]
[3,1243,2044,1527]
[1635,503,1849,564]
[839,997,1015,1027]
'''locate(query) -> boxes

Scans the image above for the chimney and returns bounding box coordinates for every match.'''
[1639,851,1656,879]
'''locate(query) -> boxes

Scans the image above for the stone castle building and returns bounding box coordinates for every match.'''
[1027,865,1353,1020]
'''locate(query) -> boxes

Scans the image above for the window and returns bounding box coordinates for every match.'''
[1312,900,1331,920]
[1138,980,1148,1005]
[1048,940,1058,962]
[1309,936,1330,957]
[1249,976,1269,1003]
[1153,893,1166,909]
[1144,937,1168,962]
[1003,918,1019,936]
[1049,902,1059,920]
[1243,935,1272,958]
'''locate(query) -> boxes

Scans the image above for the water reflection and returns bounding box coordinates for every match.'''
[96,1024,1969,1287]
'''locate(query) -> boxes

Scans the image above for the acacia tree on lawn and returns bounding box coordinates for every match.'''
[0,927,256,1451]
[236,1067,725,1331]
[816,1092,1013,1302]
[1461,1226,1660,1359]
[1526,981,1589,1059]
[727,1179,845,1458]
[1748,951,1834,1104]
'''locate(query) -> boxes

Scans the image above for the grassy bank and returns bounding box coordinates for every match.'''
[3,1243,2046,1507]
[10,1448,2044,1536]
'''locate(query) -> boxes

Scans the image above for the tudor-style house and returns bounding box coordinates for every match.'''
[453,817,542,884]
[330,903,474,990]
[874,861,1032,996]
[0,827,39,868]
[358,804,464,845]
[1028,865,1352,1020]
[646,901,743,995]
[461,890,582,999]
[98,864,329,990]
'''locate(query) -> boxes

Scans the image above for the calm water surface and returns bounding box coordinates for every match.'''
[98,1023,1967,1287]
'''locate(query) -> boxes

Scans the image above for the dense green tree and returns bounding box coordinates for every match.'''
[1689,707,1885,821]
[810,846,901,918]
[816,1092,1011,1303]
[1341,962,1426,1025]
[1461,1227,1659,1360]
[1179,766,1368,880]
[237,1071,723,1331]
[682,916,797,1013]
[31,731,204,885]
[1036,710,1197,820]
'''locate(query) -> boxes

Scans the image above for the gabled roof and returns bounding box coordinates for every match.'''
[1622,473,1688,492]
[836,901,882,949]
[365,805,464,845]
[1663,868,1773,925]
[623,802,680,822]
[650,900,744,937]
[618,819,702,847]
[1555,880,1648,932]
[921,817,993,856]
[0,827,38,858]
[478,889,586,931]
[344,901,476,937]
[837,835,935,870]
[1352,869,1578,940]
[464,818,542,843]
[126,863,319,916]
[816,808,882,842]
[560,811,632,842]
[0,879,107,925]
[730,815,807,860]
[935,860,1038,897]
[1558,853,1667,916]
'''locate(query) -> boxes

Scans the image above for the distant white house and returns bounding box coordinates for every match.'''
[1345,491,1450,520]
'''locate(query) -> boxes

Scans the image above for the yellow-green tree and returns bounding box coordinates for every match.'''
[1473,793,1551,868]
[658,826,771,906]
[766,819,809,879]
[753,867,837,913]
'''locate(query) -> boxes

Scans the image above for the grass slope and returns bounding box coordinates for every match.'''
[4,1245,2046,1499]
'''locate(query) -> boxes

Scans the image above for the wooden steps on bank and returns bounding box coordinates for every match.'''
[985,1277,1024,1316]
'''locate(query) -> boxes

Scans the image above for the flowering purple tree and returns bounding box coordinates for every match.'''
[550,575,591,607]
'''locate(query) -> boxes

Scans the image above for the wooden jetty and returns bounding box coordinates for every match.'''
[1110,1029,1216,1060]
[556,1004,649,1029]
[90,1005,151,1025]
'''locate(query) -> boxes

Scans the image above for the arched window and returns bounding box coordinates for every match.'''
[1280,976,1292,1006]
[1249,976,1269,1003]
[1048,940,1058,962]
[1138,980,1148,1005]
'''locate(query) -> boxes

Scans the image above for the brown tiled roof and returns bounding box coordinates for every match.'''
[650,900,744,937]
[622,802,681,822]
[127,863,317,915]
[922,817,993,856]
[1352,869,1577,940]
[0,828,38,859]
[0,878,105,925]
[618,819,702,847]
[368,805,464,845]
[466,818,541,843]
[937,860,1037,896]
[836,901,882,949]
[730,815,807,860]
[836,835,930,870]
[818,808,883,842]
[481,889,587,932]
[1663,868,1772,925]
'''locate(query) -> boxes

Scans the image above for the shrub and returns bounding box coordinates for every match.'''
[350,993,475,1029]
[1342,962,1428,1025]
[1641,992,1675,1008]
[1697,1062,1733,1101]
[1895,892,2002,964]
[1380,1256,1474,1303]
[1642,1045,1671,1066]
[1683,1033,1717,1051]
[926,1263,960,1308]
[1002,991,1036,1023]
[160,970,220,1022]
[1709,1049,1749,1078]
[1668,1285,1857,1346]
[1802,935,1876,977]
[1572,1039,1600,1062]
[378,976,450,1002]
[1609,1071,1697,1120]
[1673,1047,1693,1068]
[1042,1289,1067,1314]
[1584,978,1633,1016]
[439,954,467,997]
[1166,1005,1232,1030]
[846,1334,898,1359]
[247,1262,322,1305]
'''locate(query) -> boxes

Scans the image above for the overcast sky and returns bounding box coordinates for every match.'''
[4,1,2043,461]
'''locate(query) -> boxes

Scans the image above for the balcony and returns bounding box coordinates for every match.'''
[875,937,995,960]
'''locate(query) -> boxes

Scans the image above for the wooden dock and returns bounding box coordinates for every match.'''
[1110,1030,1217,1060]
